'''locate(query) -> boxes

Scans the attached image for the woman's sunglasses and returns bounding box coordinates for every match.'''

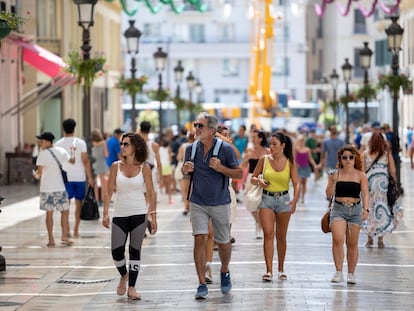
[120,142,130,147]
[341,155,355,160]
[193,123,205,129]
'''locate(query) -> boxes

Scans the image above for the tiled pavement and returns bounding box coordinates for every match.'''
[0,162,414,310]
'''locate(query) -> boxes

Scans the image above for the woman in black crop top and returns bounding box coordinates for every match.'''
[325,145,369,285]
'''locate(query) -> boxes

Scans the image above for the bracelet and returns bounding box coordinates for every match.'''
[149,211,157,215]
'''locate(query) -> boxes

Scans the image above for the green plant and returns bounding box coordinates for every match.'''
[64,51,106,87]
[377,73,412,96]
[339,93,356,105]
[0,11,28,31]
[355,84,377,101]
[116,75,148,96]
[147,88,170,102]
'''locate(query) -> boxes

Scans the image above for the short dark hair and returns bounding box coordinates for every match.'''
[140,121,151,134]
[62,118,76,134]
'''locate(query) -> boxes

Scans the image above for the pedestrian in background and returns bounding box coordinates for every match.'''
[55,118,93,238]
[102,132,157,300]
[325,145,369,284]
[250,131,299,282]
[91,128,109,206]
[33,132,73,247]
[361,132,404,248]
[106,128,123,168]
[159,137,174,204]
[321,126,345,173]
[182,112,242,299]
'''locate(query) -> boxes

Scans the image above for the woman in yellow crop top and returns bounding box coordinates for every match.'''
[325,145,369,285]
[251,132,300,282]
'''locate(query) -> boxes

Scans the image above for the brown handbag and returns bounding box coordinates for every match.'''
[321,206,331,233]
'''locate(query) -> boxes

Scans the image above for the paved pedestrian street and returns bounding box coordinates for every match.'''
[0,163,414,310]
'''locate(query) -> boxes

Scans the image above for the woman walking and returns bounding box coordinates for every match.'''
[91,128,109,205]
[325,145,369,284]
[361,132,403,247]
[102,132,157,300]
[250,132,299,281]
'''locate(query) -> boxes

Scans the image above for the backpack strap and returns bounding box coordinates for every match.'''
[190,140,199,162]
[212,138,223,157]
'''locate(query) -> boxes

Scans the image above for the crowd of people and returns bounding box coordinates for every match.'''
[32,115,410,301]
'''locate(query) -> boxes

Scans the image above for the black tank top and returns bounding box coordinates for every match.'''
[249,159,259,173]
[335,181,361,198]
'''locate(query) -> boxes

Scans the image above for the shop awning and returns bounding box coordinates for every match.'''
[10,39,68,78]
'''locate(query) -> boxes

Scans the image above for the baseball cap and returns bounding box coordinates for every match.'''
[371,121,381,129]
[36,131,55,143]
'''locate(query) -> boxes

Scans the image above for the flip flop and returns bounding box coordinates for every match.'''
[46,242,55,247]
[61,240,73,246]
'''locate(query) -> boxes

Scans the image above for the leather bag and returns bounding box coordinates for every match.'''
[387,175,400,208]
[321,208,331,233]
[80,186,100,221]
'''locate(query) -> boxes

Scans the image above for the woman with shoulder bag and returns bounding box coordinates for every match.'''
[325,145,369,284]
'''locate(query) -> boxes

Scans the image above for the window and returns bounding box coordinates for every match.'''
[173,24,205,43]
[36,0,57,39]
[273,57,289,76]
[374,39,392,66]
[354,10,366,34]
[142,23,162,43]
[222,59,240,77]
[218,23,235,42]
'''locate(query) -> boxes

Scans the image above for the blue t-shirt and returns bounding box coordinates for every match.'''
[185,138,239,206]
[106,136,121,167]
[322,137,345,170]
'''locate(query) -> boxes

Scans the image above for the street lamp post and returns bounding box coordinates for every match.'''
[174,60,184,127]
[73,0,98,141]
[186,71,195,122]
[123,20,142,132]
[195,79,203,104]
[359,41,373,123]
[342,58,353,144]
[385,16,404,190]
[330,69,339,126]
[153,47,168,137]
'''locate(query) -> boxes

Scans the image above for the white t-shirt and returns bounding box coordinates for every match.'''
[55,136,88,182]
[36,147,70,192]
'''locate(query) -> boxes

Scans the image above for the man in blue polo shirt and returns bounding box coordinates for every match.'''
[182,112,242,300]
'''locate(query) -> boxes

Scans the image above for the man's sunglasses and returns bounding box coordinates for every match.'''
[341,155,355,160]
[193,123,205,129]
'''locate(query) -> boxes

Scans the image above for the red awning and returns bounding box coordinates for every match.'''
[10,39,67,78]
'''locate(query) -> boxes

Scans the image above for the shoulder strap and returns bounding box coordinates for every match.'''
[48,148,63,169]
[212,138,223,157]
[190,140,199,161]
[365,153,381,173]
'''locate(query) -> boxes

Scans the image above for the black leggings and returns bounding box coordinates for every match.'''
[111,214,147,287]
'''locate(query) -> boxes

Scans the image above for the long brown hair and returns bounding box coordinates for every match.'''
[121,132,148,163]
[369,132,389,158]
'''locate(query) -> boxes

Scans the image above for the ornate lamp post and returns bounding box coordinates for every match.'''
[174,60,184,127]
[73,0,98,140]
[186,71,195,122]
[123,20,142,132]
[330,69,339,125]
[385,16,404,190]
[341,58,353,144]
[153,47,168,137]
[359,41,373,123]
[195,79,203,104]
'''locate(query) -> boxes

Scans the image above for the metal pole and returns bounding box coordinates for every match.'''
[176,84,181,127]
[391,53,402,190]
[345,81,350,144]
[130,57,137,132]
[81,27,92,141]
[333,88,337,124]
[189,90,193,122]
[158,72,163,138]
[364,69,369,123]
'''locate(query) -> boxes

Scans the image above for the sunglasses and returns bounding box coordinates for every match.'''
[341,155,355,160]
[120,142,130,147]
[193,122,205,129]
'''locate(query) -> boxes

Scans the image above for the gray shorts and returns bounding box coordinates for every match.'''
[40,191,69,212]
[258,192,292,213]
[190,202,231,244]
[330,200,362,227]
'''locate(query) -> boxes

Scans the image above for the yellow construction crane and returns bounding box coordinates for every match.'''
[248,0,278,120]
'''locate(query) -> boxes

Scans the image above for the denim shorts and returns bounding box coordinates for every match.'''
[330,200,362,227]
[258,192,292,213]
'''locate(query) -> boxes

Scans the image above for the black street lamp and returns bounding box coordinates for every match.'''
[385,16,404,190]
[123,20,142,132]
[73,0,98,141]
[330,69,339,125]
[153,47,168,137]
[186,71,195,122]
[195,80,203,104]
[174,60,184,127]
[359,41,373,123]
[341,58,353,144]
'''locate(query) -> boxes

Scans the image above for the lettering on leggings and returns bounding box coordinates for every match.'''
[129,260,141,272]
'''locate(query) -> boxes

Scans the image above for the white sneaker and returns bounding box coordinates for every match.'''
[347,273,356,284]
[255,223,263,239]
[331,271,344,283]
